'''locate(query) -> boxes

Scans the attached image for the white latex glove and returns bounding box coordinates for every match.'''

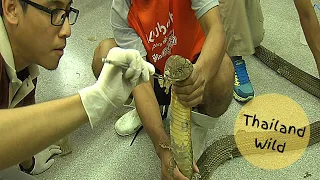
[79,47,155,128]
[30,145,62,175]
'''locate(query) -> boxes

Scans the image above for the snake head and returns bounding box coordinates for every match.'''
[164,55,193,82]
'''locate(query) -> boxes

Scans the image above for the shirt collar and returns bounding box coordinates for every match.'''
[0,17,39,82]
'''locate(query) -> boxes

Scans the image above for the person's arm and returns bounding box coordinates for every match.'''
[196,5,226,82]
[0,48,154,170]
[93,43,187,178]
[0,95,88,170]
[173,6,227,108]
[132,81,169,157]
[108,0,168,158]
[294,0,320,76]
[92,39,118,79]
[93,41,167,157]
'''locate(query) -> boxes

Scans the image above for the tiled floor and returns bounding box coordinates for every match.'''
[35,0,319,179]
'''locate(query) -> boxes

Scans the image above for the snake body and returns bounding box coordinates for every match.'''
[197,121,320,179]
[163,55,195,179]
[161,55,320,180]
[158,45,320,179]
[169,92,193,178]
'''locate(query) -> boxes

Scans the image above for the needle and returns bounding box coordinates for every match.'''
[102,58,163,79]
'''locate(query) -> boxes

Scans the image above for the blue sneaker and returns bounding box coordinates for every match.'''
[233,59,254,102]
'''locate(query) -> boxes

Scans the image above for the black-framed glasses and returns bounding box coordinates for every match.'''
[20,0,79,26]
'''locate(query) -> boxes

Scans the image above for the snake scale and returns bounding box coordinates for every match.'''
[159,55,197,179]
[197,121,320,179]
[159,54,320,180]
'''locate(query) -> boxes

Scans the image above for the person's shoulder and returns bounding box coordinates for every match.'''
[111,0,132,25]
[111,0,132,19]
[191,0,218,5]
[191,0,219,19]
[112,0,131,9]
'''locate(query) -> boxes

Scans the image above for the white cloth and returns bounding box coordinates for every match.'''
[167,106,220,161]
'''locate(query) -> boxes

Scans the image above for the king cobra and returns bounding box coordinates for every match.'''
[159,55,199,179]
[158,55,320,180]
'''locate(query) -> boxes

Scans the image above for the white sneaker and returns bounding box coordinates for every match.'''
[115,109,142,136]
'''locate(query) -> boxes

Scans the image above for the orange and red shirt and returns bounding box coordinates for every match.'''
[111,0,219,74]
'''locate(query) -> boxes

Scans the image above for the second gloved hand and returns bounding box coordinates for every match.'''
[20,145,62,175]
[79,47,155,128]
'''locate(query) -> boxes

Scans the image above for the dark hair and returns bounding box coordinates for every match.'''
[1,0,28,17]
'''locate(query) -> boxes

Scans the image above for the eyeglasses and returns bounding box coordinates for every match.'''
[20,0,79,26]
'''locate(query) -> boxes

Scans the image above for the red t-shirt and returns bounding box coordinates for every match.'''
[127,0,205,74]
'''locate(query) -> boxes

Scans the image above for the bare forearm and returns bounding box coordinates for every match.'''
[295,0,320,75]
[197,6,226,78]
[0,95,88,170]
[197,24,226,77]
[132,82,169,157]
[92,39,118,79]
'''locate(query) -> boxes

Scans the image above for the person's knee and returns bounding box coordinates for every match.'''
[222,53,235,85]
[92,38,118,78]
[215,54,234,114]
[212,54,234,99]
[202,54,234,117]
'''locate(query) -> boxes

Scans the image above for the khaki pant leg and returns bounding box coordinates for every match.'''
[246,0,265,47]
[219,0,264,56]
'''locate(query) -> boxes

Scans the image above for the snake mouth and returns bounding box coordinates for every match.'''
[164,70,180,82]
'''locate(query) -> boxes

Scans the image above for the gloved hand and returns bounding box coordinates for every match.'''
[79,47,155,128]
[19,145,62,175]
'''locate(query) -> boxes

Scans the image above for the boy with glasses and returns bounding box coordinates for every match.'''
[0,0,154,179]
